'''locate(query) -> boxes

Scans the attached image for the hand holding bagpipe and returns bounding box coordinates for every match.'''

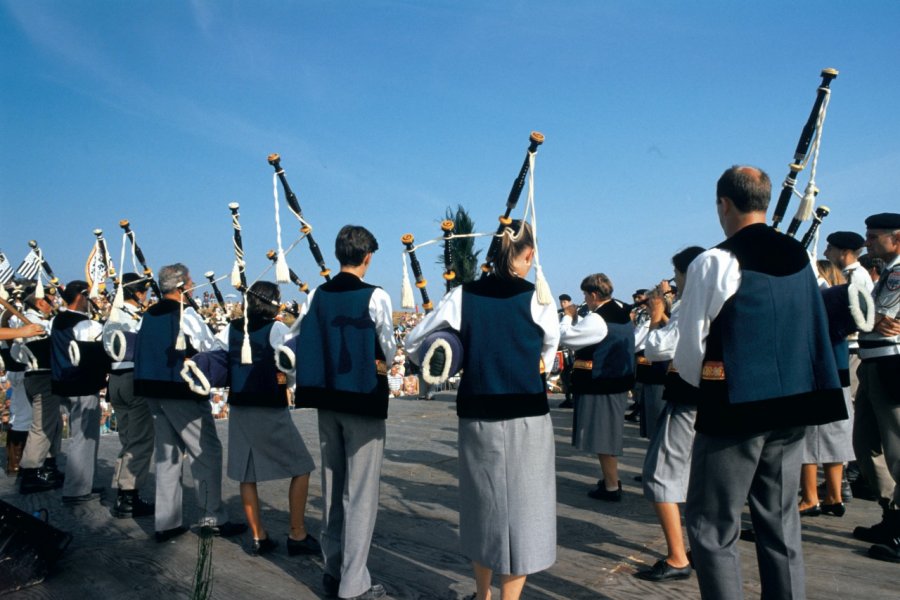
[266,250,309,293]
[119,219,162,298]
[771,68,838,235]
[267,153,331,281]
[481,131,544,275]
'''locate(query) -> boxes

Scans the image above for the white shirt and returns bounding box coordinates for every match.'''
[558,308,609,352]
[645,301,680,363]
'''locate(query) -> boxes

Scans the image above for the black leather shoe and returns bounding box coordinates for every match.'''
[588,480,622,502]
[868,538,900,563]
[155,526,189,543]
[635,559,692,582]
[799,504,821,517]
[821,502,846,517]
[247,536,278,556]
[739,528,756,542]
[18,468,57,494]
[854,510,900,545]
[210,521,248,537]
[344,584,386,600]
[286,534,321,556]
[322,573,340,597]
[62,492,101,505]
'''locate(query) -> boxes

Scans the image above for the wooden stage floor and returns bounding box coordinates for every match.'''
[1,393,895,599]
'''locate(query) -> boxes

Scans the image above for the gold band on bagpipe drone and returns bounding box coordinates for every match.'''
[770,68,838,237]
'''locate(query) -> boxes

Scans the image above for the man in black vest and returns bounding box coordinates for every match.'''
[291,226,395,600]
[675,166,845,599]
[50,281,108,503]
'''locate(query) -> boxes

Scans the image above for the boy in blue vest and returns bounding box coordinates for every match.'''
[291,225,395,600]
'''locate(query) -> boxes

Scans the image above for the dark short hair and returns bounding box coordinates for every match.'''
[247,281,280,320]
[335,225,378,267]
[717,166,771,213]
[121,273,151,302]
[558,294,571,302]
[580,273,613,299]
[860,254,885,273]
[61,280,89,305]
[672,246,706,274]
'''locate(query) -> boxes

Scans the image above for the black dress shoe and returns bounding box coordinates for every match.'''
[155,526,189,543]
[61,492,102,505]
[635,559,692,582]
[210,521,248,537]
[248,537,278,556]
[868,538,900,563]
[821,502,846,517]
[588,480,622,502]
[739,528,756,542]
[344,584,386,600]
[323,573,340,597]
[286,534,321,556]
[799,504,821,517]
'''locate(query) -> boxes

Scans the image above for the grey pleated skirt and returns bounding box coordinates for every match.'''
[642,402,697,503]
[802,387,854,464]
[458,414,557,575]
[572,392,628,455]
[638,383,666,440]
[227,405,315,482]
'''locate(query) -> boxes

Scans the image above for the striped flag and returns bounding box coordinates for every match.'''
[16,250,42,281]
[0,251,14,284]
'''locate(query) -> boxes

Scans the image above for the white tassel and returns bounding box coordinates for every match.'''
[275,250,291,284]
[401,253,415,309]
[175,296,186,350]
[241,333,252,364]
[231,261,242,288]
[534,264,552,306]
[111,283,126,319]
[793,182,817,223]
[175,331,186,351]
[35,276,44,299]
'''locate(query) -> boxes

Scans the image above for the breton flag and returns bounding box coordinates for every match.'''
[15,250,42,281]
[0,251,14,285]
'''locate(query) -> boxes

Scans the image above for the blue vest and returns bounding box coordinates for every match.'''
[50,310,108,396]
[294,273,389,418]
[456,275,548,419]
[696,224,845,435]
[227,319,287,408]
[133,299,197,400]
[572,301,636,394]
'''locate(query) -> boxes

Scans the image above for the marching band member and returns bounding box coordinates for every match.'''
[102,273,155,519]
[635,246,704,583]
[853,212,900,563]
[12,287,66,493]
[560,273,635,502]
[50,280,108,503]
[216,281,320,557]
[405,220,559,600]
[288,226,394,600]
[133,263,246,542]
[676,166,845,599]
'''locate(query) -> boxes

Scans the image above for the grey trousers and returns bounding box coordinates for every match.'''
[61,394,101,497]
[318,410,385,599]
[145,397,229,532]
[686,427,806,600]
[20,373,62,469]
[853,361,900,507]
[108,371,154,491]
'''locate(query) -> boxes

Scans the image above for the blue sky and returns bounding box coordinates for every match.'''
[2,1,899,308]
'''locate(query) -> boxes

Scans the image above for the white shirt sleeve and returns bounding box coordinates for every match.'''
[182,307,223,352]
[534,292,562,372]
[286,288,317,342]
[673,248,741,386]
[558,311,608,351]
[403,287,463,363]
[634,319,650,351]
[369,287,397,361]
[645,301,680,362]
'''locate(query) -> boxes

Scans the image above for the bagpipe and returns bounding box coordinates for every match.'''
[396,132,551,386]
[770,68,838,237]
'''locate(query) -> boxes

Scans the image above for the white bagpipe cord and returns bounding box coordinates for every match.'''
[792,88,831,224]
[241,293,252,364]
[401,251,415,310]
[514,151,552,305]
[272,173,291,284]
[34,249,45,300]
[110,232,128,319]
[175,289,187,351]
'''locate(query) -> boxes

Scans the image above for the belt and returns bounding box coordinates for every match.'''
[574,359,593,370]
[701,361,725,381]
[636,355,652,366]
[666,363,679,374]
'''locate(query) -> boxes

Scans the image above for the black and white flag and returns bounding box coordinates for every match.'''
[16,250,42,281]
[0,251,14,285]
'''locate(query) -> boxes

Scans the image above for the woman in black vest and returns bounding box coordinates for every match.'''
[406,221,560,600]
[220,281,320,557]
